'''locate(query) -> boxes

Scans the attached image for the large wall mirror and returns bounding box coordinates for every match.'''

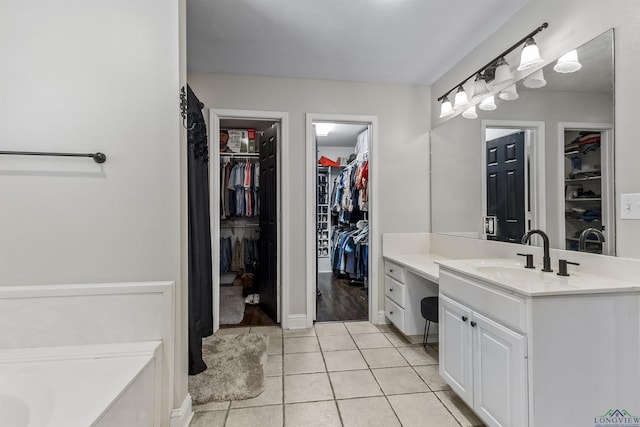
[431,29,615,255]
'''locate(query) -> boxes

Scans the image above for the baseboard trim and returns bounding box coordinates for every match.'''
[287,314,308,329]
[170,393,193,427]
[376,310,388,325]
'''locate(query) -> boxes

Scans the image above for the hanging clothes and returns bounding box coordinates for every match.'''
[331,156,369,225]
[331,221,369,280]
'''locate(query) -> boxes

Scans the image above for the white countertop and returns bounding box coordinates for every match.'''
[437,258,640,297]
[383,253,450,282]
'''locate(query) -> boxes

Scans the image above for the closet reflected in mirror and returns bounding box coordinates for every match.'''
[431,29,614,255]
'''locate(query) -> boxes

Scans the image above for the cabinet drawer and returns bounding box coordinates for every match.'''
[385,275,406,307]
[385,297,405,331]
[440,269,527,333]
[384,260,405,283]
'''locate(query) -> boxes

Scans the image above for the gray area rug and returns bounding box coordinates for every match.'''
[220,286,245,325]
[189,332,268,404]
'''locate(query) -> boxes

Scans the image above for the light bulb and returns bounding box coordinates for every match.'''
[472,74,490,100]
[518,37,543,71]
[523,69,547,88]
[453,86,469,109]
[439,97,454,118]
[493,57,514,86]
[462,105,478,119]
[479,95,497,111]
[499,84,519,101]
[554,49,582,73]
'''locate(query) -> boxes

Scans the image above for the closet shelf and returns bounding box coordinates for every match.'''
[565,237,603,244]
[565,176,601,182]
[565,198,602,202]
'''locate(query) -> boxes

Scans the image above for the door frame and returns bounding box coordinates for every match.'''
[305,113,379,327]
[481,120,546,240]
[210,108,290,331]
[557,122,614,255]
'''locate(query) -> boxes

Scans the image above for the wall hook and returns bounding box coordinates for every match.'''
[179,86,196,131]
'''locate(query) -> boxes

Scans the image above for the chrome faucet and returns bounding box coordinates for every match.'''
[521,229,552,272]
[579,228,605,252]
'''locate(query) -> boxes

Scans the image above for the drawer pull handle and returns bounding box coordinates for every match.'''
[389,269,394,272]
[461,316,468,322]
[389,288,393,292]
[470,321,477,327]
[389,311,394,315]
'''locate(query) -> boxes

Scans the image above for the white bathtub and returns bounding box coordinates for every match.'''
[0,341,162,427]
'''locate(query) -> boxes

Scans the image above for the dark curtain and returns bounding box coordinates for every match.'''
[187,85,213,375]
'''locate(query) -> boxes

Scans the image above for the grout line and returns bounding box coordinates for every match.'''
[316,326,345,426]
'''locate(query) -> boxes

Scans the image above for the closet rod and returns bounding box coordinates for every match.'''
[221,223,260,229]
[0,150,107,164]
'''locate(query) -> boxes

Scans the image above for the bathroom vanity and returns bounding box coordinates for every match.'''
[383,233,640,427]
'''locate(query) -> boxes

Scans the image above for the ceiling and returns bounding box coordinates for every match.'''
[187,0,530,85]
[315,123,369,148]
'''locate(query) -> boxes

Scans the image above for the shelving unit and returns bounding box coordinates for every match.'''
[561,127,612,254]
[317,167,331,264]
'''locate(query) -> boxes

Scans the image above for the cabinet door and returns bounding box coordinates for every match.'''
[439,295,473,406]
[472,311,527,427]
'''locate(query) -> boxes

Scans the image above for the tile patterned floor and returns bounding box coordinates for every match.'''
[190,322,485,427]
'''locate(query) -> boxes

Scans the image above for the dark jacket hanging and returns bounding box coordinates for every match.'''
[187,85,213,375]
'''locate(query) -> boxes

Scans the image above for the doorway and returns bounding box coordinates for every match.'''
[315,122,369,322]
[305,114,379,327]
[481,121,546,242]
[210,109,290,332]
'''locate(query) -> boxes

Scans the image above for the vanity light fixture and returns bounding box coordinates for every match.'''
[523,68,547,88]
[436,22,548,118]
[479,95,497,111]
[554,49,582,73]
[517,37,544,71]
[453,86,469,109]
[462,105,478,119]
[439,96,455,118]
[498,84,519,101]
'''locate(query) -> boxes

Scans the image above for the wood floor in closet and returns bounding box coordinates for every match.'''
[316,272,368,322]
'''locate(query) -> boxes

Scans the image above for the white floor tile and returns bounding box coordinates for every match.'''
[361,347,409,368]
[283,328,316,338]
[193,400,230,412]
[436,390,485,427]
[344,321,380,334]
[329,369,383,399]
[323,349,369,372]
[398,345,439,366]
[226,405,283,427]
[372,367,430,395]
[314,322,349,336]
[337,396,401,427]
[352,332,393,349]
[283,336,320,354]
[266,354,283,377]
[231,376,283,408]
[283,372,334,403]
[268,338,283,355]
[190,410,227,427]
[388,392,460,427]
[414,365,449,391]
[284,400,342,427]
[283,352,326,375]
[318,334,357,352]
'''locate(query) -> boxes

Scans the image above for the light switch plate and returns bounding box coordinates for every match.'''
[620,193,640,219]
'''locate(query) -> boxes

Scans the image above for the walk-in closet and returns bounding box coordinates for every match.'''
[315,122,370,322]
[216,116,281,328]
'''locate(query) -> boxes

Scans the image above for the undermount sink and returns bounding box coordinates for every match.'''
[472,264,543,283]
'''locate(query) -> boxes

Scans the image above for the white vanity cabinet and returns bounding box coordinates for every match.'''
[384,259,437,336]
[440,270,528,427]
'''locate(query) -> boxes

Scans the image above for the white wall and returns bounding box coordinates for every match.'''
[189,73,430,315]
[0,0,187,415]
[431,0,640,258]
